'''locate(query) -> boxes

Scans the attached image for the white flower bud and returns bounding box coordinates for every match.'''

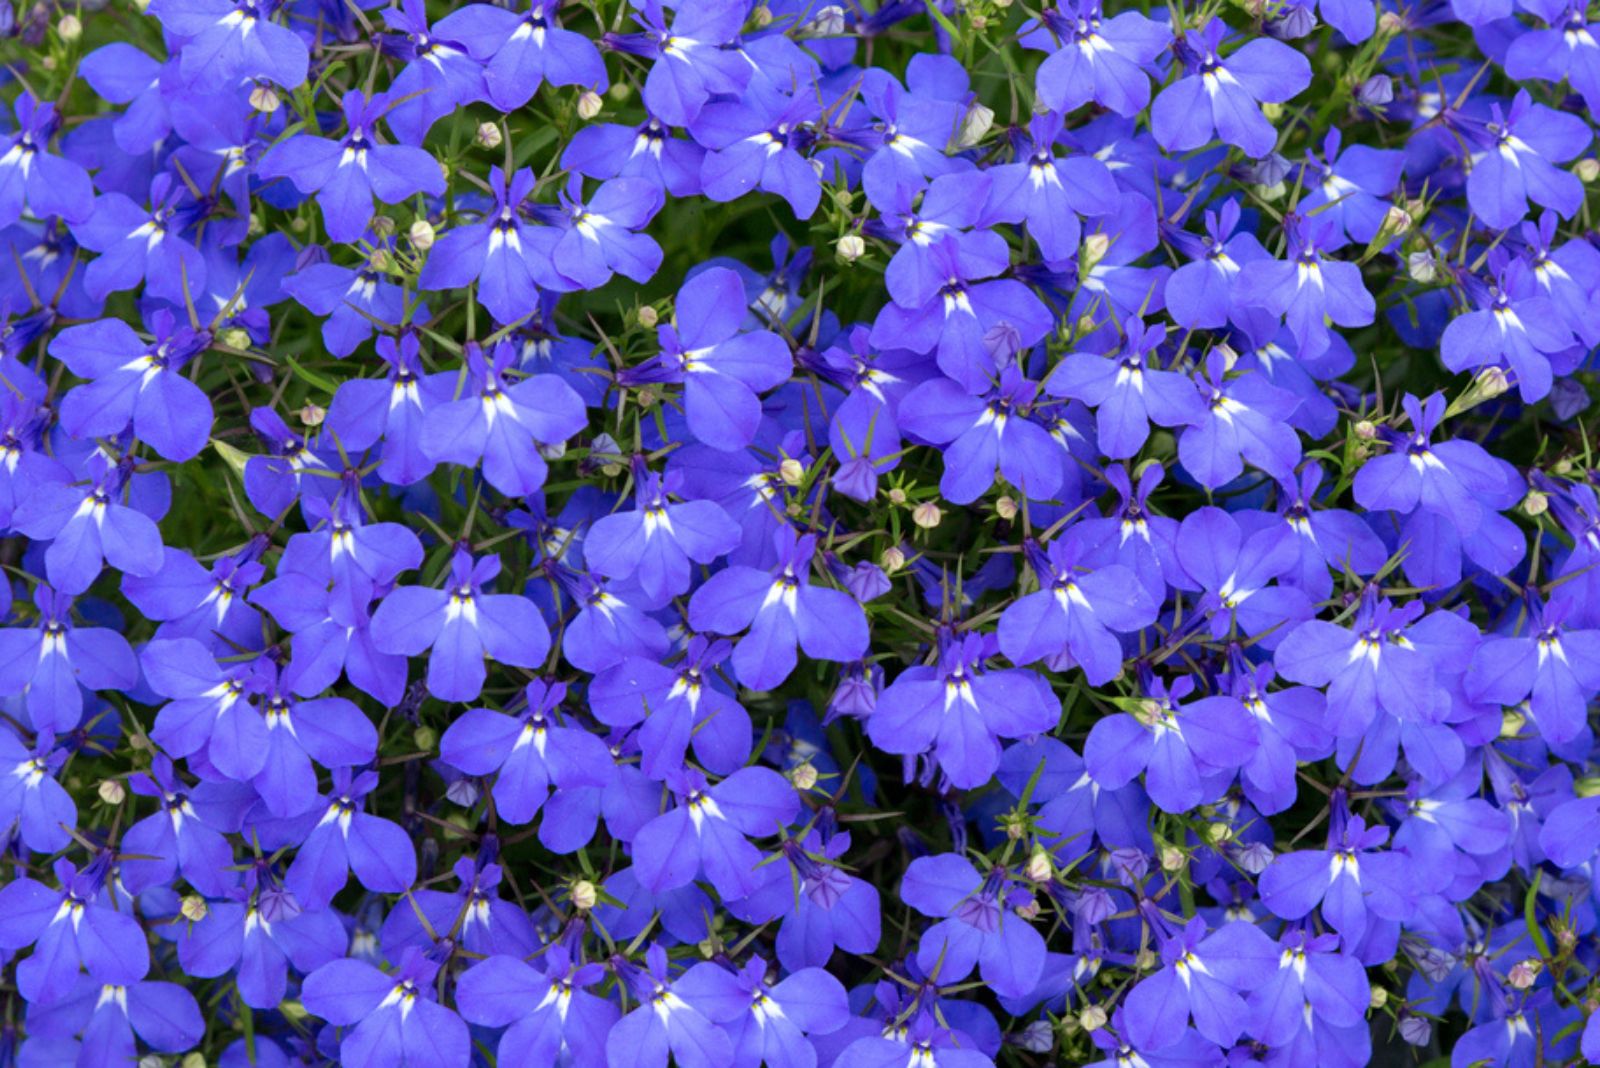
[1576,158,1600,183]
[219,328,252,351]
[475,122,503,150]
[97,779,126,805]
[299,404,326,428]
[57,14,82,40]
[1501,707,1528,739]
[958,103,994,149]
[409,219,435,252]
[912,502,942,529]
[1521,491,1549,517]
[1407,250,1437,284]
[1078,1006,1108,1032]
[880,546,905,572]
[1369,985,1388,1009]
[1025,850,1052,882]
[571,880,598,910]
[1507,959,1542,990]
[1080,233,1111,272]
[180,895,209,923]
[577,91,604,120]
[1159,846,1186,872]
[789,762,819,791]
[835,234,865,263]
[637,305,660,329]
[779,458,805,486]
[995,496,1018,520]
[249,86,281,114]
[1381,204,1413,236]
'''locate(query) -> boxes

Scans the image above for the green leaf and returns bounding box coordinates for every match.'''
[285,354,340,395]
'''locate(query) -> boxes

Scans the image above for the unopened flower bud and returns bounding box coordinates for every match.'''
[835,233,865,263]
[298,404,326,428]
[1261,102,1284,122]
[475,122,503,149]
[1080,233,1111,272]
[1258,180,1287,201]
[1025,850,1052,882]
[1353,419,1378,440]
[409,219,435,251]
[912,502,942,529]
[1014,896,1040,921]
[180,895,209,923]
[1369,985,1388,1009]
[1501,707,1528,739]
[789,762,818,790]
[1159,846,1186,872]
[413,725,436,751]
[1397,1013,1431,1046]
[570,880,598,910]
[1577,158,1600,183]
[98,779,126,805]
[577,90,604,120]
[1378,10,1405,32]
[995,495,1018,520]
[219,328,252,351]
[1205,822,1232,845]
[1381,205,1413,236]
[249,85,281,113]
[1507,959,1542,989]
[1078,1006,1108,1032]
[1407,250,1438,284]
[182,1054,208,1068]
[370,214,396,239]
[887,487,907,505]
[752,4,773,26]
[636,305,659,329]
[1135,948,1158,971]
[880,546,905,572]
[57,14,82,40]
[970,14,988,29]
[1521,491,1549,517]
[779,458,806,486]
[958,103,994,149]
[1013,1020,1052,1053]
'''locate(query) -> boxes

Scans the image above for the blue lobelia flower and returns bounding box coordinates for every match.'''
[0,585,137,736]
[631,766,798,901]
[253,663,379,818]
[26,975,205,1066]
[147,0,310,89]
[70,174,207,306]
[418,167,563,324]
[606,943,735,1068]
[0,728,76,854]
[983,112,1119,262]
[173,870,347,1009]
[278,492,423,623]
[1270,462,1388,601]
[1245,930,1371,1049]
[1046,316,1205,460]
[1177,348,1303,488]
[1258,804,1415,949]
[562,112,707,198]
[371,548,551,703]
[867,632,1058,790]
[301,949,469,1068]
[419,340,588,498]
[1151,20,1311,158]
[675,955,850,1068]
[585,457,740,607]
[617,266,793,452]
[997,537,1156,682]
[0,94,95,229]
[1084,672,1259,813]
[1030,0,1173,118]
[870,234,1054,394]
[591,636,753,780]
[283,246,425,358]
[1351,392,1505,535]
[1234,215,1375,362]
[850,58,969,204]
[257,90,446,245]
[1465,592,1600,746]
[1464,90,1589,230]
[537,175,664,291]
[325,331,457,486]
[1441,251,1576,403]
[1162,199,1270,330]
[379,849,538,960]
[1122,917,1279,1052]
[377,0,489,145]
[438,679,615,824]
[283,768,416,909]
[549,563,673,674]
[49,309,214,463]
[897,366,1065,505]
[873,172,1003,309]
[1176,505,1313,645]
[687,529,869,692]
[730,824,883,971]
[0,854,150,1005]
[456,947,618,1068]
[693,92,825,220]
[622,0,753,127]
[900,853,1047,998]
[435,0,607,112]
[1505,0,1600,115]
[1296,130,1406,245]
[249,568,407,705]
[117,754,237,899]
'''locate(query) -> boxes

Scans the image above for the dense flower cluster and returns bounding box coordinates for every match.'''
[0,0,1598,1065]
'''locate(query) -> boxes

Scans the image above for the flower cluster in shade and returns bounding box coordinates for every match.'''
[1,0,1599,1066]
